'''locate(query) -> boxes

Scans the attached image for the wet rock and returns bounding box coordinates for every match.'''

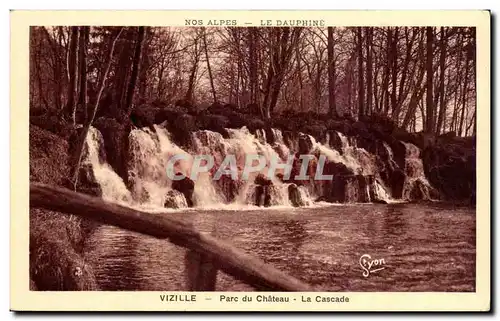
[164,190,188,208]
[303,124,327,140]
[402,131,436,150]
[93,117,129,182]
[283,131,299,151]
[298,133,314,155]
[254,185,272,207]
[366,113,397,134]
[356,175,371,203]
[327,175,360,203]
[198,114,230,138]
[247,118,266,133]
[76,164,103,197]
[225,111,247,129]
[264,126,276,145]
[172,174,195,207]
[69,126,107,165]
[216,174,244,203]
[389,169,406,199]
[351,121,370,139]
[321,174,380,203]
[254,173,272,186]
[422,138,475,201]
[326,120,352,136]
[327,130,344,153]
[169,114,198,148]
[127,174,151,204]
[129,106,158,129]
[154,104,190,124]
[405,178,431,201]
[206,102,238,115]
[288,183,305,207]
[322,160,355,177]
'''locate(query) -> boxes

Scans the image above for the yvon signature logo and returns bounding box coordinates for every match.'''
[359,254,386,277]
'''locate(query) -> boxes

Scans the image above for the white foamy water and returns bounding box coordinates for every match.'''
[81,123,442,210]
[83,127,132,203]
[308,132,377,176]
[84,125,318,211]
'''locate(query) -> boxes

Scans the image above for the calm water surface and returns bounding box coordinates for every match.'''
[85,202,475,291]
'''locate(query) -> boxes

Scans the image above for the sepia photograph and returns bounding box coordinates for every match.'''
[25,20,480,297]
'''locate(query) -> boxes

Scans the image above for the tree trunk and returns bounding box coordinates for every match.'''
[357,28,364,119]
[66,26,79,125]
[34,30,49,109]
[459,52,470,136]
[435,27,447,134]
[70,28,124,190]
[401,33,426,130]
[450,33,464,132]
[203,29,217,103]
[114,30,133,110]
[365,27,373,116]
[382,28,391,115]
[327,27,338,117]
[248,28,258,107]
[77,26,89,124]
[124,26,146,115]
[138,28,151,102]
[296,44,304,111]
[390,27,398,118]
[185,37,200,103]
[425,27,435,133]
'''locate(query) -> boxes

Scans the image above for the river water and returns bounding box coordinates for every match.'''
[85,202,475,292]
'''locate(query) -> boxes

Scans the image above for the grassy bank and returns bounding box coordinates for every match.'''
[29,124,98,290]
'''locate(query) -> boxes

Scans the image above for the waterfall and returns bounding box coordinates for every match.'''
[297,185,313,206]
[83,127,132,203]
[309,133,377,175]
[271,128,290,160]
[374,180,391,202]
[401,142,434,200]
[209,127,296,206]
[127,125,190,208]
[81,121,441,209]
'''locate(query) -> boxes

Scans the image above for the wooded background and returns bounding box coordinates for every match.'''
[30,26,476,136]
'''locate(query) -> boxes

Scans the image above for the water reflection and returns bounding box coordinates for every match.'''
[85,203,475,292]
[382,205,408,237]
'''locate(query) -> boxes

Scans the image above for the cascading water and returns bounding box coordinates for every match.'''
[334,132,378,175]
[271,128,290,160]
[83,127,132,203]
[127,125,190,208]
[306,131,392,203]
[82,120,438,209]
[401,142,435,200]
[194,126,301,206]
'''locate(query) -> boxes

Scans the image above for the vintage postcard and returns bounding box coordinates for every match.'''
[10,10,490,312]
